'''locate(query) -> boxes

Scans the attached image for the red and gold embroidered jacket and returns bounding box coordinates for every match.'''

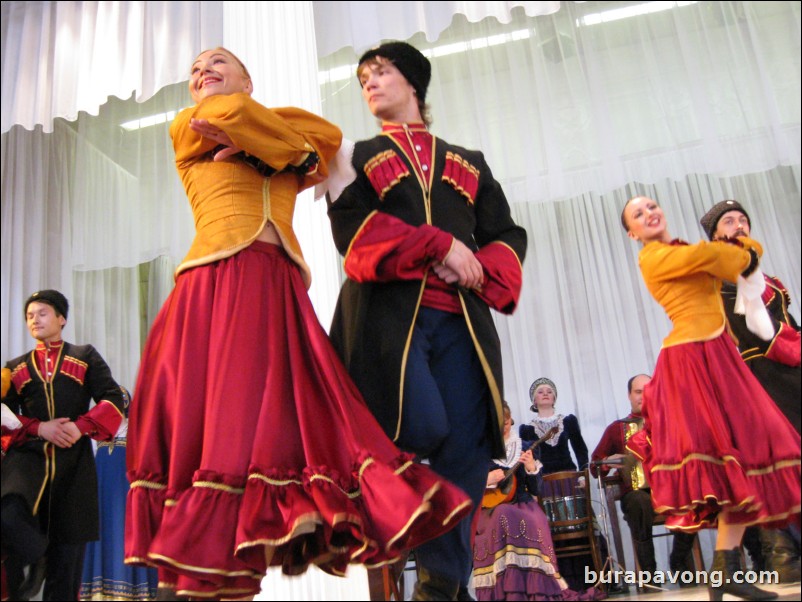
[2,342,124,542]
[327,128,526,457]
[722,273,801,433]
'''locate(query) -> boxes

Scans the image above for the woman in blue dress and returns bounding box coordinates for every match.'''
[80,387,157,601]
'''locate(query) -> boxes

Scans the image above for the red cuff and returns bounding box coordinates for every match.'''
[345,212,454,282]
[23,416,41,438]
[765,323,802,367]
[1,417,40,451]
[474,242,523,314]
[75,401,123,441]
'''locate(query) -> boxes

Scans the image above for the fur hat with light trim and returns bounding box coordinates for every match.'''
[699,200,751,240]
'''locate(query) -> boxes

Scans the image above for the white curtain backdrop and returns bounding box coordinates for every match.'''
[320,2,801,203]
[0,0,223,133]
[1,0,801,593]
[313,0,560,56]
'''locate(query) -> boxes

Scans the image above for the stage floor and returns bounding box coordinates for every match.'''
[607,581,801,601]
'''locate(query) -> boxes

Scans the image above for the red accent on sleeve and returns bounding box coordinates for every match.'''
[345,212,453,283]
[20,416,41,439]
[1,419,38,452]
[765,322,802,367]
[473,242,523,314]
[74,401,123,441]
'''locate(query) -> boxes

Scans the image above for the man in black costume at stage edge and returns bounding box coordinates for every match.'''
[1,290,125,600]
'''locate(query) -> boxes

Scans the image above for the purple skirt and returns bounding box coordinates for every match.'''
[473,498,602,601]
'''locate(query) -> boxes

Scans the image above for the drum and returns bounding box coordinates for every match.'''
[542,495,588,533]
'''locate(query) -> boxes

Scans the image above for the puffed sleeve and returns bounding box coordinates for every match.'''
[640,238,761,285]
[171,93,342,190]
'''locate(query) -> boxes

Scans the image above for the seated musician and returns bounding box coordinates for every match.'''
[472,403,600,601]
[590,374,697,584]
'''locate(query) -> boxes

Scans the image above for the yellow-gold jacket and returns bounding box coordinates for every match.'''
[639,237,762,347]
[170,93,342,288]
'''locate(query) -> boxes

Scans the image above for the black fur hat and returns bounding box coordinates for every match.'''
[358,41,432,102]
[25,289,69,319]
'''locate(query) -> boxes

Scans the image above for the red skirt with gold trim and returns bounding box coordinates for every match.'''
[627,332,801,532]
[125,241,470,598]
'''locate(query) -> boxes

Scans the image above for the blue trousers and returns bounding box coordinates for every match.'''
[397,307,493,586]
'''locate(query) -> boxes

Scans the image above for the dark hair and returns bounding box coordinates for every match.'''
[620,196,660,232]
[417,99,432,128]
[358,41,431,100]
[627,373,651,393]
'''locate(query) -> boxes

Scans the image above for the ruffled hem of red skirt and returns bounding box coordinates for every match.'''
[125,452,471,598]
[628,431,801,531]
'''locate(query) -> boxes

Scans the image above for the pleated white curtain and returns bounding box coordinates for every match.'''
[0,0,223,133]
[320,2,801,203]
[221,2,370,597]
[313,0,561,56]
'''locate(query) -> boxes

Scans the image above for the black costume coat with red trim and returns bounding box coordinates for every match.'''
[1,343,124,543]
[722,275,801,433]
[327,134,527,458]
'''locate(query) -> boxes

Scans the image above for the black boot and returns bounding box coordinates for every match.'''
[13,557,47,601]
[761,528,801,583]
[743,527,766,571]
[708,548,778,601]
[670,532,698,587]
[411,566,459,601]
